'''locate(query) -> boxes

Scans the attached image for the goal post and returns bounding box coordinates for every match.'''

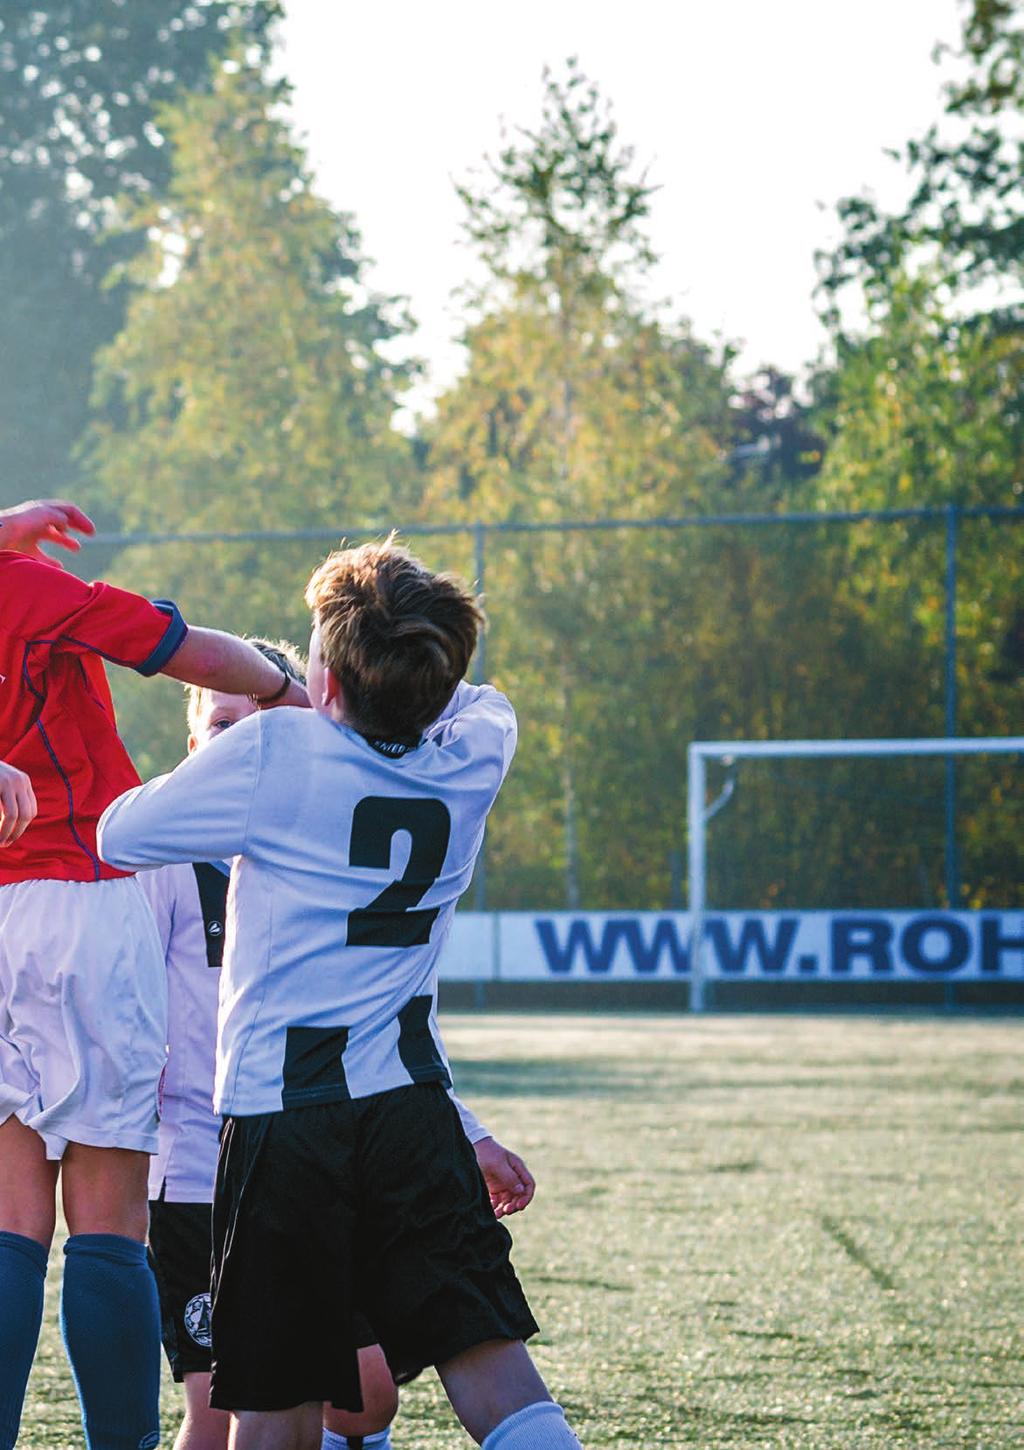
[687,736,1024,1012]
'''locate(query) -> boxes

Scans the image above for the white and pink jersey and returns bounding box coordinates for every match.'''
[138,861,227,1203]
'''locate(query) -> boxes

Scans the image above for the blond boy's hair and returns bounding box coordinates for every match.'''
[304,535,482,743]
[185,637,306,734]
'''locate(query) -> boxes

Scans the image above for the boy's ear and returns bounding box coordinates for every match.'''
[321,664,345,716]
[187,734,198,755]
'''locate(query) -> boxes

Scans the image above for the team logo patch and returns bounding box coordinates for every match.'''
[184,1292,213,1348]
[207,920,224,937]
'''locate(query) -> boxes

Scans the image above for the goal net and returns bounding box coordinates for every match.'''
[687,737,1024,1009]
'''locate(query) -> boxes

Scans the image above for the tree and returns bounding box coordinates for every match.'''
[0,0,279,504]
[419,63,902,913]
[812,1,1024,904]
[87,51,416,777]
[821,0,1024,323]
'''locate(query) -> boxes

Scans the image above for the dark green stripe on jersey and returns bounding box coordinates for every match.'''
[397,996,451,1087]
[281,1026,352,1108]
[192,862,230,969]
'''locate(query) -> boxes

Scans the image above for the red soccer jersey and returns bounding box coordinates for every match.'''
[0,551,188,883]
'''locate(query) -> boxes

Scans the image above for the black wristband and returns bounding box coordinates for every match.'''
[251,669,291,707]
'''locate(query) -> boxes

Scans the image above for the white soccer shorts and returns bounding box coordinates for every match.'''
[0,876,167,1159]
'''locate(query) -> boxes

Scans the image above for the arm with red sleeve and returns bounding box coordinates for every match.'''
[1,553,307,705]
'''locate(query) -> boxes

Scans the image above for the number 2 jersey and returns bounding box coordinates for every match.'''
[97,683,516,1117]
[138,859,489,1203]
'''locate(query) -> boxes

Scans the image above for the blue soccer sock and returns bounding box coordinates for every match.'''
[482,1401,583,1450]
[60,1234,161,1450]
[0,1231,48,1450]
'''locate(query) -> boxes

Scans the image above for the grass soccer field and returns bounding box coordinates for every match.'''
[21,1013,1024,1449]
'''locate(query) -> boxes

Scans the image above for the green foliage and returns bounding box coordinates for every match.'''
[0,0,279,505]
[87,50,416,773]
[821,0,1024,319]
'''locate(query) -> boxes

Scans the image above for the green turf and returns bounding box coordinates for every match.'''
[20,1013,1024,1448]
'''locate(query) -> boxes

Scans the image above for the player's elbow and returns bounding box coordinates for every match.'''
[96,797,143,870]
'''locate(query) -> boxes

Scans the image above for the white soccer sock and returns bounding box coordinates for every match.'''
[321,1429,392,1450]
[481,1401,583,1450]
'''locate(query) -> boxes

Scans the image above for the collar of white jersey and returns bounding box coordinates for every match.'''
[364,734,421,759]
[319,713,425,762]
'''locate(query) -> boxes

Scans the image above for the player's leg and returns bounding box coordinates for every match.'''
[148,1194,228,1450]
[0,1113,59,1243]
[0,1117,59,1450]
[230,1402,322,1450]
[62,1142,150,1239]
[437,1339,581,1448]
[11,878,168,1450]
[321,1342,399,1450]
[209,1111,363,1447]
[60,1145,162,1450]
[358,1084,582,1449]
[177,1374,231,1450]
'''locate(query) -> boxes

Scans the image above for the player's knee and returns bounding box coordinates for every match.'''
[357,1346,400,1428]
[0,1204,56,1248]
[0,1117,59,1245]
[177,1373,230,1450]
[321,1346,399,1437]
[61,1144,151,1240]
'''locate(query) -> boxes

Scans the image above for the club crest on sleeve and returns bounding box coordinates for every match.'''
[184,1292,213,1347]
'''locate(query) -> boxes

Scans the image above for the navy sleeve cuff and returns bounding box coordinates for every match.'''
[135,599,188,677]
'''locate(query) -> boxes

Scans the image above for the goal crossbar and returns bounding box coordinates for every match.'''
[687,736,1024,1011]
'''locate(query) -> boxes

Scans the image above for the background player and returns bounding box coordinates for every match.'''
[0,498,307,1450]
[98,537,583,1450]
[144,637,537,1450]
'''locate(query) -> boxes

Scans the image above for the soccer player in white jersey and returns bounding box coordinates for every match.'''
[144,638,538,1450]
[0,499,308,1450]
[99,537,584,1450]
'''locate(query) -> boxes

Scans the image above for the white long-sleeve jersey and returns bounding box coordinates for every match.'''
[139,857,489,1203]
[99,684,515,1118]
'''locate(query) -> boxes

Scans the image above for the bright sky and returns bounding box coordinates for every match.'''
[276,0,964,406]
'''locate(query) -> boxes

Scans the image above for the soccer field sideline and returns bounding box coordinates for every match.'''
[22,1013,1024,1449]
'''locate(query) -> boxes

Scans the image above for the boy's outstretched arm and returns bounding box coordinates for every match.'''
[98,714,260,869]
[0,500,306,708]
[159,627,309,709]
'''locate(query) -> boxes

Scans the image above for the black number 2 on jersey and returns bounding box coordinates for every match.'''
[346,797,452,948]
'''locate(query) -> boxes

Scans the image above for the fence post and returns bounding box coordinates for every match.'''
[687,745,707,1013]
[473,522,488,911]
[944,504,960,907]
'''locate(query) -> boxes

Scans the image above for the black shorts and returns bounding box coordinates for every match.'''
[148,1197,215,1381]
[209,1082,539,1413]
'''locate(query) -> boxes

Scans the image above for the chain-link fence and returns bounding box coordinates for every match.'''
[84,502,1024,912]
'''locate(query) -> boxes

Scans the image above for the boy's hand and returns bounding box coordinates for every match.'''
[0,762,37,847]
[473,1136,536,1218]
[0,499,95,564]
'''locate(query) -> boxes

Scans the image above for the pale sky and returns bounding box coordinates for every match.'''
[276,0,964,406]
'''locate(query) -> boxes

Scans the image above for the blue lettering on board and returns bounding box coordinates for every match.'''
[703,917,799,975]
[831,918,894,974]
[534,917,689,976]
[900,916,971,975]
[979,916,1024,975]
